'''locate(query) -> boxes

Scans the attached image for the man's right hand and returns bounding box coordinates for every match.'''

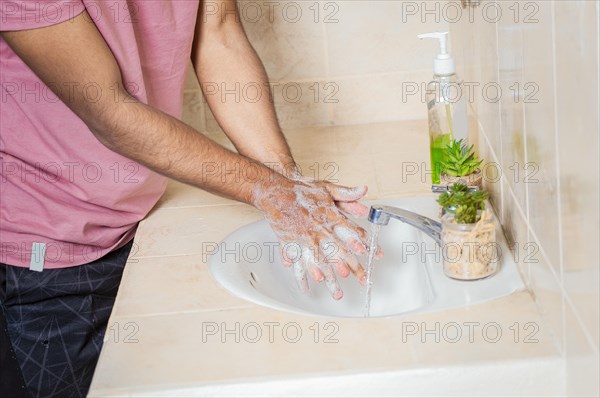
[254,177,382,300]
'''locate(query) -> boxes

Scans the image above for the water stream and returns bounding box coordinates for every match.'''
[363,223,381,317]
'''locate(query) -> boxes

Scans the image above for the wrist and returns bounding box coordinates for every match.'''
[261,154,299,181]
[250,168,295,211]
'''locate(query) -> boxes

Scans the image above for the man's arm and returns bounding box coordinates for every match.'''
[1,10,375,299]
[2,11,271,204]
[192,0,295,172]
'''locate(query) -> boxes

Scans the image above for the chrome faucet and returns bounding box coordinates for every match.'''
[368,206,442,246]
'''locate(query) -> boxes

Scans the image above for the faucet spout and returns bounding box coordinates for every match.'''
[368,206,442,246]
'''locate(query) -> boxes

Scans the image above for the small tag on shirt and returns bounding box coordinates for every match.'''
[30,242,46,272]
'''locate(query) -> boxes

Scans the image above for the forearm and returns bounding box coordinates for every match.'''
[94,96,285,206]
[1,9,287,206]
[192,22,295,170]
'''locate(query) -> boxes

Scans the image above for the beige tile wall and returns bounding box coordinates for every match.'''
[450,1,599,395]
[183,0,449,131]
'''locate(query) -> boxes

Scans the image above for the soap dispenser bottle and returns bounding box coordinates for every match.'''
[418,32,468,185]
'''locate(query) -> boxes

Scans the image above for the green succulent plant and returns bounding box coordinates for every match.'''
[437,183,489,224]
[440,139,483,177]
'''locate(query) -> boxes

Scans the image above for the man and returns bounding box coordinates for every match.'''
[0,1,374,396]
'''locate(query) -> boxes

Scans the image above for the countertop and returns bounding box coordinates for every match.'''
[89,121,563,397]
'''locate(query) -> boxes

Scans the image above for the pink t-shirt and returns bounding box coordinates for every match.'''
[0,0,200,268]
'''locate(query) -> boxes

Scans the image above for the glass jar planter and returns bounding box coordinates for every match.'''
[440,211,499,280]
[439,169,483,188]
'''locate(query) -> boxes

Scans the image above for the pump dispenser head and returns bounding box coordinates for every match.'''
[418,32,456,75]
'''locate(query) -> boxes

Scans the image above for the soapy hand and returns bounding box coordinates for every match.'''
[253,177,382,300]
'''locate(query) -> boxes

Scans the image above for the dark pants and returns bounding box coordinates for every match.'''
[0,241,132,398]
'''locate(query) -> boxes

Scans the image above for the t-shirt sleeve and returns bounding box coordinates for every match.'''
[0,0,85,31]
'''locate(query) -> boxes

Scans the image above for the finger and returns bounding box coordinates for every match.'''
[355,264,367,286]
[308,262,325,282]
[336,217,370,243]
[293,259,309,293]
[330,257,351,278]
[319,240,349,277]
[331,245,367,285]
[319,261,343,300]
[336,201,370,218]
[303,247,324,282]
[325,184,368,202]
[279,241,293,267]
[281,242,302,268]
[333,225,367,255]
[317,241,345,299]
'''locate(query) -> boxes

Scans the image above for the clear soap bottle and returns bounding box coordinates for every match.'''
[418,32,468,185]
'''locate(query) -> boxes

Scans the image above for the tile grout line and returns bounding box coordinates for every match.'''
[268,69,434,86]
[493,0,504,227]
[521,72,531,285]
[111,305,258,320]
[479,117,564,311]
[514,20,531,285]
[320,9,333,125]
[549,1,567,361]
[478,115,561,276]
[563,294,600,356]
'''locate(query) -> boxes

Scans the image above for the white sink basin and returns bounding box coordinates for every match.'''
[209,195,524,318]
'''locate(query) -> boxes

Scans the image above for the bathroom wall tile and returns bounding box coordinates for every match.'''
[450,11,478,120]
[112,255,252,318]
[521,1,561,270]
[497,18,527,208]
[471,1,500,155]
[448,8,467,71]
[135,205,263,258]
[291,120,430,199]
[272,80,332,129]
[369,120,432,196]
[182,63,208,132]
[92,307,418,394]
[203,104,223,134]
[239,1,328,82]
[411,292,560,367]
[287,120,430,197]
[334,119,427,159]
[332,154,381,200]
[182,90,208,133]
[501,179,530,288]
[92,293,564,397]
[477,126,503,221]
[553,0,599,352]
[528,242,564,353]
[564,301,600,397]
[183,1,458,133]
[205,127,235,149]
[330,70,432,126]
[325,1,449,77]
[183,61,200,91]
[283,124,338,160]
[198,96,332,136]
[467,113,480,161]
[294,153,381,201]
[205,80,339,132]
[563,266,600,352]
